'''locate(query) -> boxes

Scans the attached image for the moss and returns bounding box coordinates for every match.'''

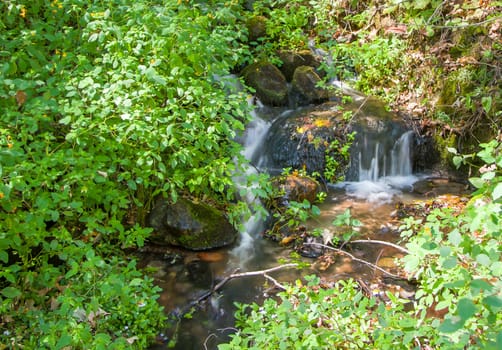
[434,131,457,168]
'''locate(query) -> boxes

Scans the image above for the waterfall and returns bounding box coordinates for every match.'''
[230,105,271,267]
[391,130,413,177]
[342,128,417,203]
[358,130,414,181]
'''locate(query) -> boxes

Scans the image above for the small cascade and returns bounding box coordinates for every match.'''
[357,130,414,181]
[391,130,413,177]
[342,125,417,203]
[230,105,271,266]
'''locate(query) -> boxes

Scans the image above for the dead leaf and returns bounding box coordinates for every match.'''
[15,90,27,107]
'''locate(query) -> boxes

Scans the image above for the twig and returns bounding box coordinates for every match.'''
[303,242,403,279]
[373,249,384,277]
[203,333,216,350]
[263,273,287,291]
[224,263,298,281]
[350,239,410,254]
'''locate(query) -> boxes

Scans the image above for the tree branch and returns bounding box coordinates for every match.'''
[304,242,404,279]
[349,239,410,254]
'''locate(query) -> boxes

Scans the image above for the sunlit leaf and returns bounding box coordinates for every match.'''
[457,298,477,321]
[1,286,21,298]
[492,183,502,200]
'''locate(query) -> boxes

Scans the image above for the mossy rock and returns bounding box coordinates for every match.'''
[277,50,322,81]
[246,15,267,42]
[241,61,288,106]
[146,197,238,251]
[291,65,330,106]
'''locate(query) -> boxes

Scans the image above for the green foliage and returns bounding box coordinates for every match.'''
[0,0,257,347]
[399,135,502,347]
[248,0,311,52]
[329,36,407,99]
[221,135,502,349]
[219,276,377,349]
[324,131,356,183]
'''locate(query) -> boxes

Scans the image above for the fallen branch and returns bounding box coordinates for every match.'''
[304,242,404,279]
[350,239,410,254]
[216,263,299,292]
[176,263,299,317]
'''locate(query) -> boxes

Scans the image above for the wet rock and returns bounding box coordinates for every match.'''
[146,197,238,251]
[291,66,330,106]
[277,50,322,81]
[262,102,351,180]
[272,174,319,204]
[298,236,324,258]
[241,61,288,106]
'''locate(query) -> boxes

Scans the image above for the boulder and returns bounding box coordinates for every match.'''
[272,175,319,205]
[261,102,352,180]
[241,61,288,106]
[246,15,267,42]
[291,65,330,106]
[146,198,238,251]
[277,50,322,81]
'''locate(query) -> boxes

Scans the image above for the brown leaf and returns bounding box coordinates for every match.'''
[15,90,27,107]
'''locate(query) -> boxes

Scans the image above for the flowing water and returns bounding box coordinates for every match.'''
[146,97,464,350]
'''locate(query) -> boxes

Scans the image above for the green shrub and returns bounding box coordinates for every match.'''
[0,0,257,347]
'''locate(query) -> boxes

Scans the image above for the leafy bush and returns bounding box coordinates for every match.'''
[0,0,257,347]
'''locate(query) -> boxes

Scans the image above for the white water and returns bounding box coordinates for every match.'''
[339,130,418,203]
[230,105,271,267]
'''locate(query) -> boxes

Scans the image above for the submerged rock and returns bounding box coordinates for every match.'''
[146,198,238,251]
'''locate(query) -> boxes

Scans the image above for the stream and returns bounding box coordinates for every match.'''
[145,93,467,350]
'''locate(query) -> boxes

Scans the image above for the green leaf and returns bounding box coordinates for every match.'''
[439,317,463,333]
[448,230,462,246]
[483,295,502,309]
[492,183,502,200]
[491,261,502,276]
[1,286,22,298]
[439,246,451,257]
[481,96,492,114]
[457,298,476,320]
[452,156,463,168]
[145,67,166,86]
[311,205,321,216]
[56,334,72,349]
[476,253,491,266]
[129,278,143,287]
[0,250,8,264]
[469,177,485,189]
[442,256,457,269]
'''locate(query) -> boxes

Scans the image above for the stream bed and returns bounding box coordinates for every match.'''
[143,176,469,350]
[144,88,469,349]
